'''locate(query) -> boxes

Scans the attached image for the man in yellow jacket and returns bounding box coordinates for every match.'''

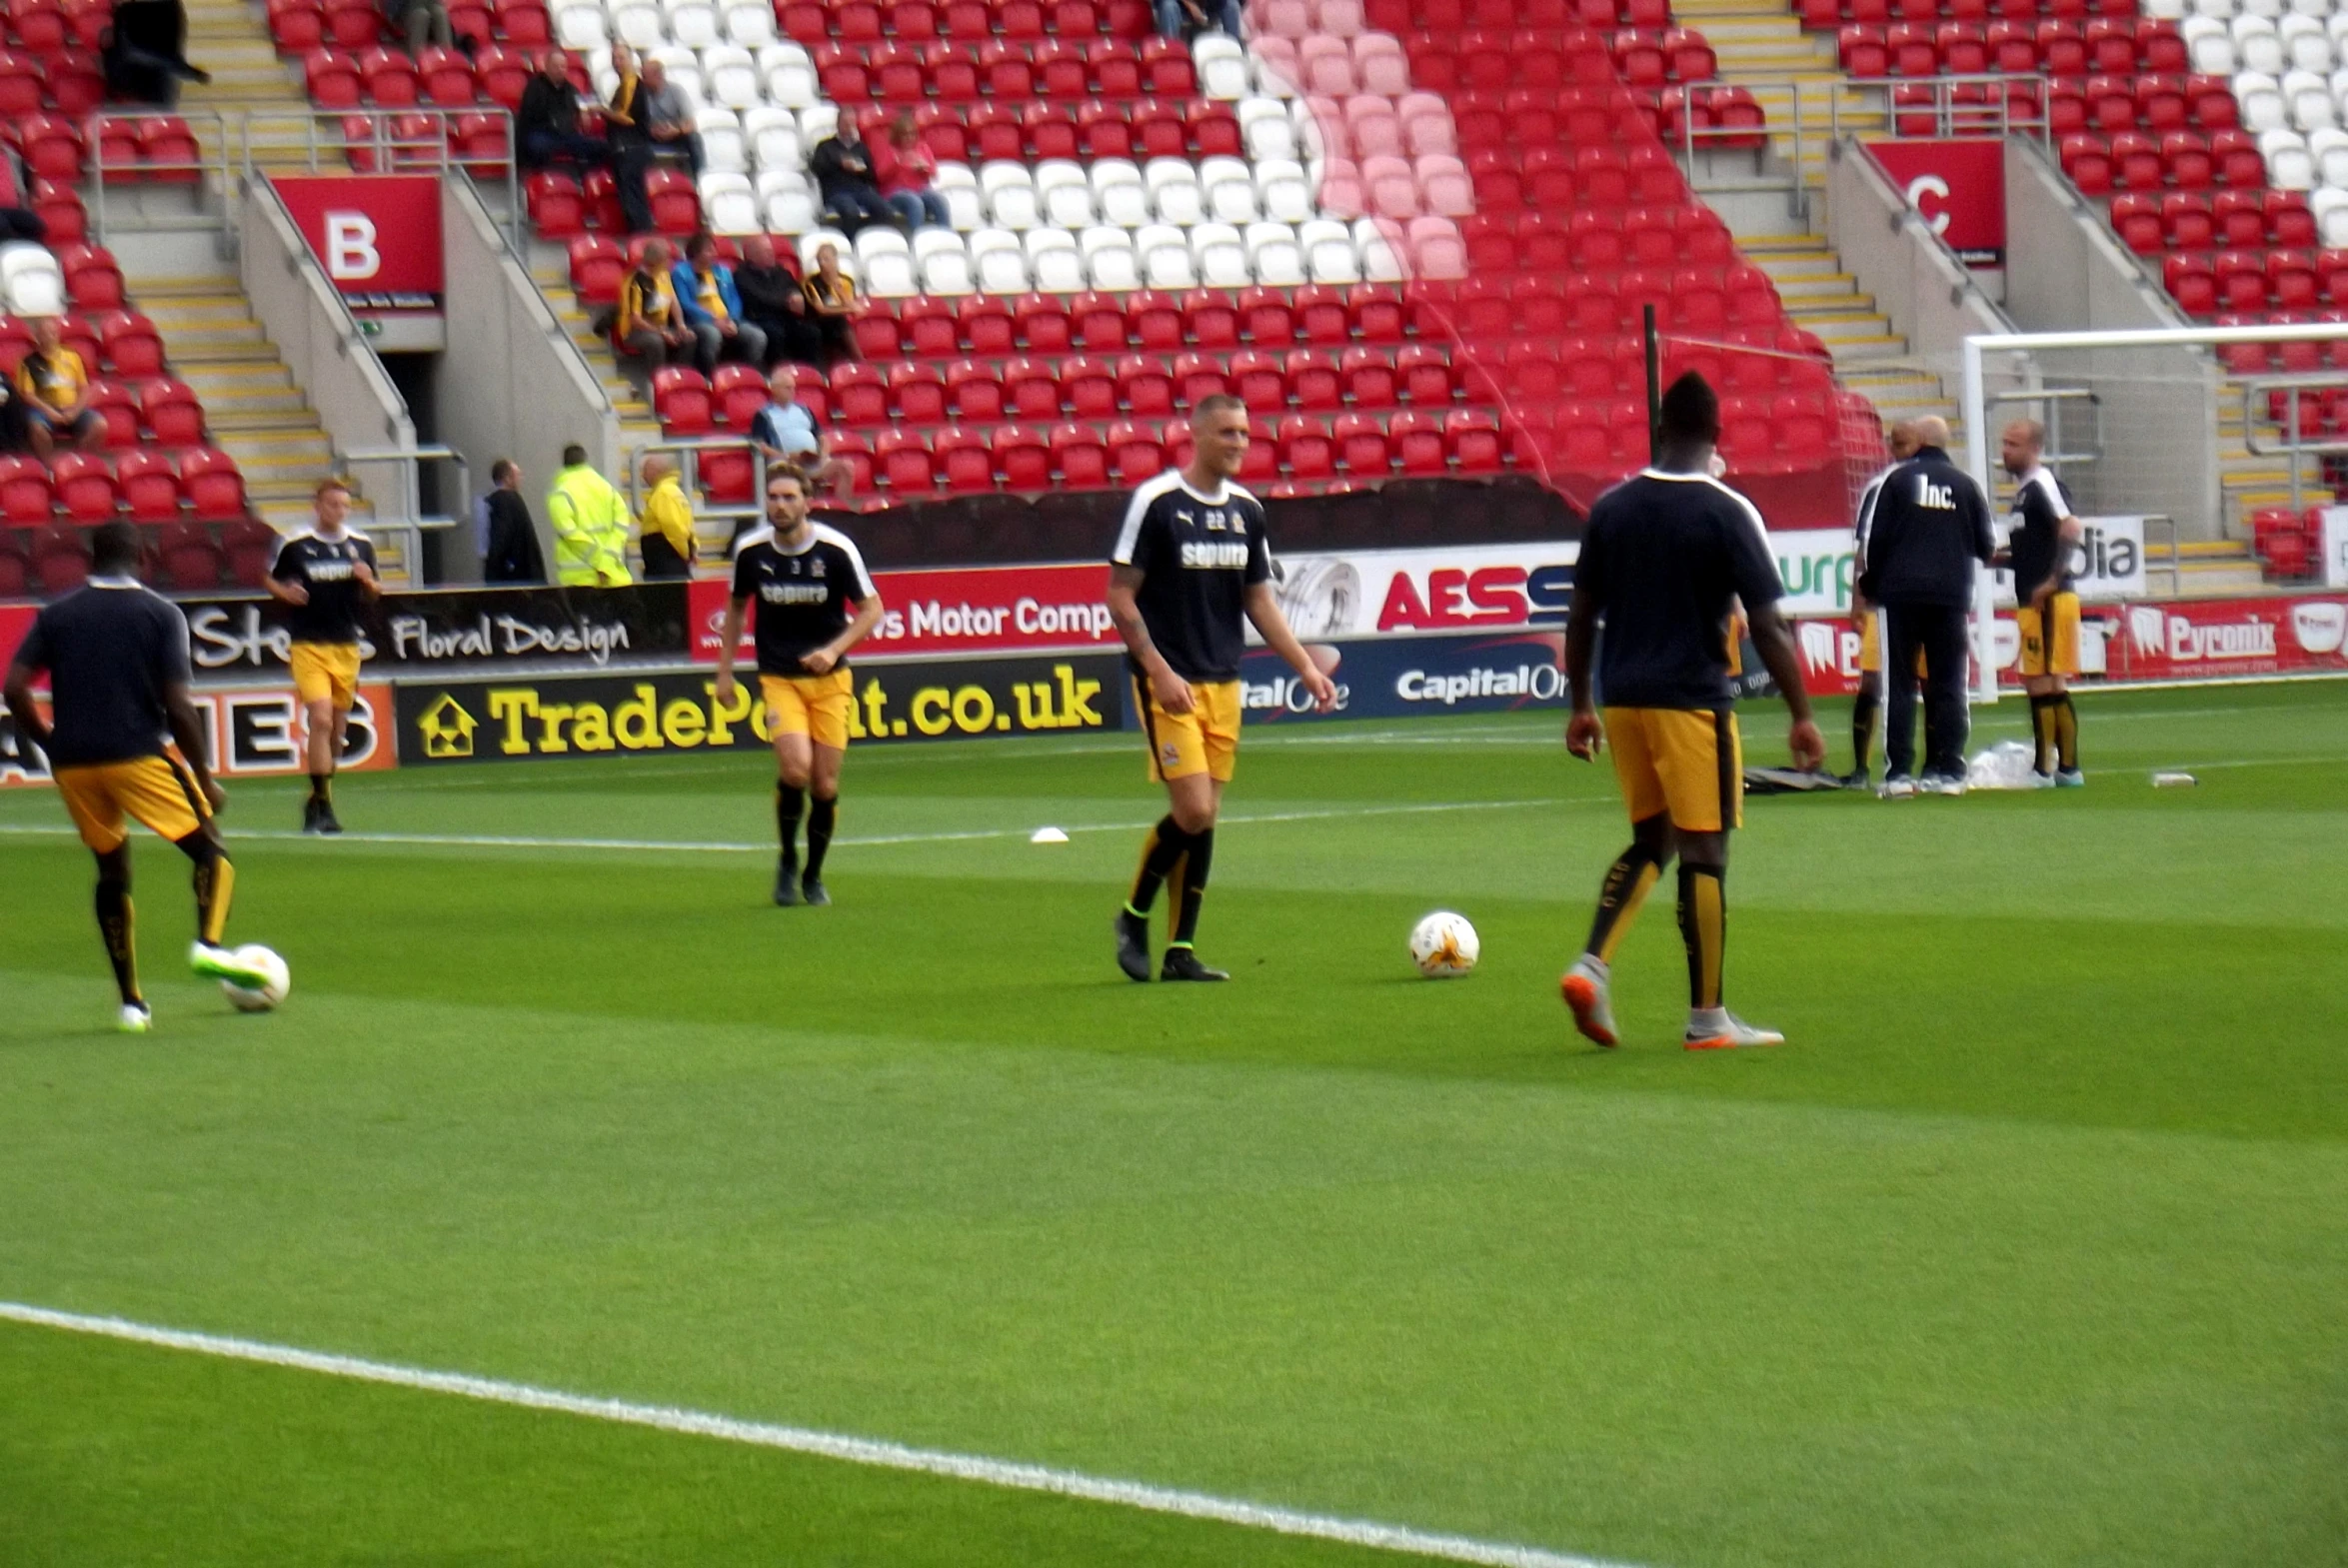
[638,454,695,579]
[547,444,635,587]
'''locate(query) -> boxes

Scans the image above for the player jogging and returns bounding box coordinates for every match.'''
[2001,419,2086,786]
[267,478,379,833]
[1846,419,1920,787]
[1558,374,1824,1050]
[3,522,269,1031]
[715,467,883,907]
[1108,395,1336,982]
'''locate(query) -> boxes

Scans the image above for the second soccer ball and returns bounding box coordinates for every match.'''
[1408,912,1479,978]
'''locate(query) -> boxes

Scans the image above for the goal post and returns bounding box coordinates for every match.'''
[1959,319,2348,704]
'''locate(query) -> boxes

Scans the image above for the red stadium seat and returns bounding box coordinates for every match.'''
[1333,412,1390,474]
[1445,408,1503,472]
[118,450,183,523]
[713,364,768,428]
[1005,357,1063,420]
[946,359,1006,420]
[138,379,203,446]
[889,361,948,423]
[86,380,137,448]
[652,367,713,434]
[1015,292,1073,353]
[1285,350,1341,410]
[1130,290,1183,351]
[1182,289,1239,349]
[832,362,889,426]
[568,236,624,304]
[993,424,1051,489]
[32,525,90,594]
[1388,409,1445,474]
[1117,355,1174,417]
[875,428,936,491]
[1073,291,1130,352]
[0,455,53,523]
[1063,356,1117,420]
[1050,421,1109,488]
[53,453,118,522]
[1340,347,1397,408]
[1229,349,1283,409]
[1239,287,1294,348]
[1277,414,1335,479]
[957,294,1016,354]
[935,425,994,492]
[1107,420,1167,483]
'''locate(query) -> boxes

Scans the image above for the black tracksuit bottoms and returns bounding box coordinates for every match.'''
[1883,602,1972,780]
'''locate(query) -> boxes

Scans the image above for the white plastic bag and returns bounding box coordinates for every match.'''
[1965,740,2039,790]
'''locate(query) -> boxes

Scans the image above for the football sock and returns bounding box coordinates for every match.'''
[184,840,235,946]
[1850,690,1878,774]
[1582,842,1662,965]
[2054,696,2079,771]
[1676,862,1726,1011]
[775,782,805,858]
[94,878,138,1005]
[806,793,837,879]
[309,773,332,804]
[1127,814,1192,916]
[1169,826,1213,946]
[2029,694,2057,775]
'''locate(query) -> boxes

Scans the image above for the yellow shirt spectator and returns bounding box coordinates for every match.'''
[642,470,695,561]
[617,268,677,342]
[19,346,88,413]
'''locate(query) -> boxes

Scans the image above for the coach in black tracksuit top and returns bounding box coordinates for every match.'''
[1855,436,1993,784]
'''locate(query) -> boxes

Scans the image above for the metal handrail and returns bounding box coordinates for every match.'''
[1676,73,2051,217]
[339,443,469,586]
[79,105,239,250]
[2235,375,2348,518]
[239,106,521,231]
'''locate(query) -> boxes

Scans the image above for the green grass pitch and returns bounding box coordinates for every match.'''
[2,682,2344,1568]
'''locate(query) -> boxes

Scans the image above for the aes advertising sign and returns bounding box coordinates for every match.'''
[0,683,397,787]
[393,653,1125,766]
[270,174,444,307]
[1863,139,2006,265]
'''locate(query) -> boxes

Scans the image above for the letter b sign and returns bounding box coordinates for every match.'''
[326,213,380,281]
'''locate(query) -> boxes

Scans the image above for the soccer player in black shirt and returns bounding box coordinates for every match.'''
[1107,396,1336,982]
[266,478,379,833]
[4,523,269,1031]
[714,466,883,906]
[2001,419,2086,786]
[1559,374,1823,1051]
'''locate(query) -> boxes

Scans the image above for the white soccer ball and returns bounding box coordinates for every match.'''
[1408,911,1479,978]
[221,944,290,1012]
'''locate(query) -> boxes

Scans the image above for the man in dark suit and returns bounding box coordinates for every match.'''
[481,459,547,584]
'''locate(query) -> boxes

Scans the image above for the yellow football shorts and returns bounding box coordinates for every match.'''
[1136,676,1241,784]
[761,669,854,750]
[1605,706,1742,833]
[289,641,363,710]
[1857,613,1927,678]
[55,752,211,853]
[2016,591,2081,678]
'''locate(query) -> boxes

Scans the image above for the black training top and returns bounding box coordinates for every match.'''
[2006,466,2076,599]
[1110,470,1271,685]
[1575,470,1784,710]
[1855,445,1994,610]
[271,529,378,646]
[12,577,190,768]
[730,522,877,677]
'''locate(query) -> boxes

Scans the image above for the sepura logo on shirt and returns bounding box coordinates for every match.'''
[758,555,832,604]
[306,544,361,582]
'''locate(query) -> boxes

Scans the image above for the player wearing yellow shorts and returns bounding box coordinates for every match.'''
[2001,420,2086,786]
[1559,374,1823,1051]
[1107,396,1334,982]
[715,466,883,906]
[266,478,379,833]
[3,522,269,1031]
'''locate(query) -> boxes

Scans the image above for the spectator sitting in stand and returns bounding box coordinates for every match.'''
[874,112,949,231]
[809,120,897,237]
[751,365,854,500]
[385,0,454,52]
[801,242,863,368]
[18,317,105,459]
[0,144,46,243]
[1157,0,1240,39]
[734,234,823,369]
[615,237,696,368]
[671,232,768,377]
[517,49,609,173]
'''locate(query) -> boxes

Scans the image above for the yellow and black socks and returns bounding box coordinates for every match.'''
[186,842,235,946]
[806,793,837,880]
[1582,843,1663,965]
[776,781,805,864]
[1851,690,1879,776]
[309,772,332,805]
[1676,862,1726,1011]
[1168,826,1213,946]
[94,877,139,1005]
[1127,813,1192,917]
[2053,696,2079,772]
[2029,695,2058,775]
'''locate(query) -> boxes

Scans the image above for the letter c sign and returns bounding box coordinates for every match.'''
[1905,173,1952,235]
[326,213,380,280]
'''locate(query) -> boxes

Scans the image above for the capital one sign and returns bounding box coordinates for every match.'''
[270,175,444,300]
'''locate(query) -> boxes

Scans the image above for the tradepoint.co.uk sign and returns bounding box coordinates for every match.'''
[270,175,444,302]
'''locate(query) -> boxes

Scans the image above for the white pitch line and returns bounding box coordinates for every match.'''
[0,798,1568,856]
[0,1301,1645,1568]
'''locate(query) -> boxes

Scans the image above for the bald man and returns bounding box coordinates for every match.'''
[638,454,695,579]
[1853,414,1992,795]
[1847,419,1922,786]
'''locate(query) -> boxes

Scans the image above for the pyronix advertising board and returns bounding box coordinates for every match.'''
[688,565,1117,661]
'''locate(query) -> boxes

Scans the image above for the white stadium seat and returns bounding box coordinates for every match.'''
[983,165,1041,229]
[1146,158,1205,224]
[555,3,606,48]
[1202,155,1259,223]
[2260,124,2314,186]
[694,106,747,172]
[918,237,975,295]
[723,0,775,46]
[970,228,1030,292]
[2234,15,2285,74]
[2309,124,2348,185]
[1191,222,1249,287]
[932,162,984,229]
[2237,70,2286,131]
[743,106,801,169]
[668,0,722,50]
[1300,217,1359,283]
[1092,160,1150,226]
[1256,158,1313,222]
[1244,220,1304,286]
[1354,216,1403,281]
[2286,67,2337,129]
[1026,227,1085,292]
[2282,12,2330,71]
[2311,185,2348,244]
[798,103,839,145]
[757,169,818,230]
[1194,34,1250,99]
[1081,226,1140,290]
[699,171,758,232]
[613,0,665,50]
[2184,16,2236,73]
[796,227,852,270]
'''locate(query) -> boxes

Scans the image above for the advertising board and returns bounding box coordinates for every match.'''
[270,174,444,308]
[180,584,692,676]
[688,565,1117,662]
[0,683,398,787]
[393,654,1124,766]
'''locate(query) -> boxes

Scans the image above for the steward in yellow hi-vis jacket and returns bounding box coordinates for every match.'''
[547,446,635,587]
